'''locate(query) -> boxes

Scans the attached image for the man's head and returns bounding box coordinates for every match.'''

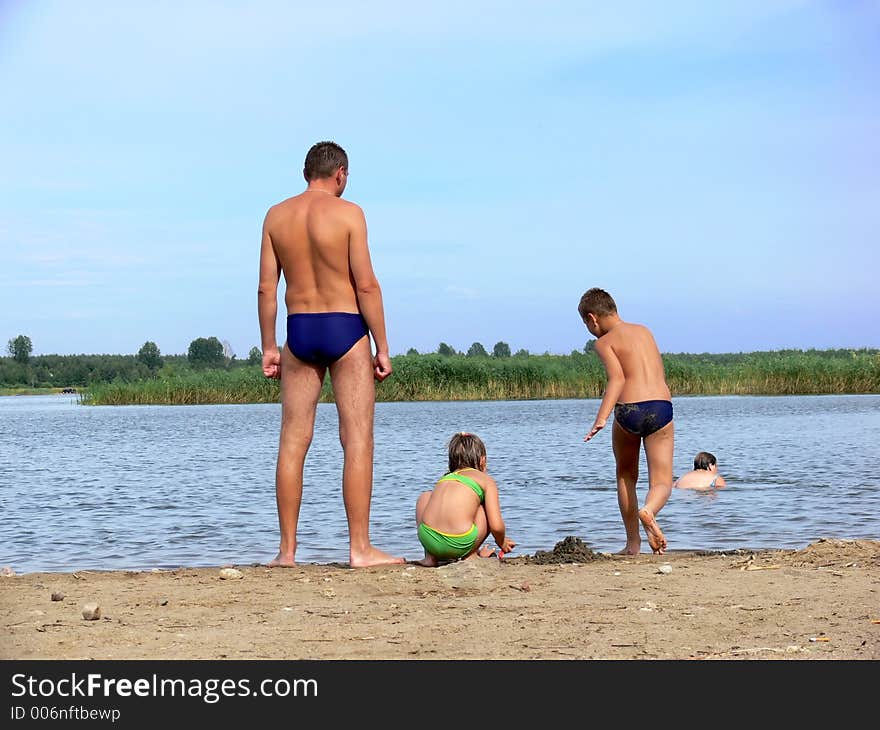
[303,141,349,187]
[578,288,618,335]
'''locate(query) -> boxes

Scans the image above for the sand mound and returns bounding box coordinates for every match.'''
[526,536,606,564]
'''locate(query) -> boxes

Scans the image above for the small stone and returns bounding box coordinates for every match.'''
[81,603,101,620]
[658,564,673,574]
[1,566,15,577]
[157,598,168,606]
[51,592,65,601]
[219,568,243,580]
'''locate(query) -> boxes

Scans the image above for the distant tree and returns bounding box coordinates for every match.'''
[247,347,262,366]
[437,342,456,357]
[187,337,225,369]
[492,341,511,358]
[466,342,488,358]
[7,334,33,364]
[584,339,596,354]
[514,348,529,357]
[136,341,163,371]
[406,348,419,356]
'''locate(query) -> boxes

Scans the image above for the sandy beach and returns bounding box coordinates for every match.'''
[1,537,877,661]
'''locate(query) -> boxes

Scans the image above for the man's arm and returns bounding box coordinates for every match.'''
[584,338,625,441]
[257,212,282,379]
[347,205,392,381]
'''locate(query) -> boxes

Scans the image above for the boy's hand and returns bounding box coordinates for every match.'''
[584,418,606,442]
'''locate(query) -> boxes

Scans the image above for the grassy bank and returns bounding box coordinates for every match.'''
[81,348,880,405]
[0,386,69,396]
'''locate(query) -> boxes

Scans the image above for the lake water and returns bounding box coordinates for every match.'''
[1,394,878,573]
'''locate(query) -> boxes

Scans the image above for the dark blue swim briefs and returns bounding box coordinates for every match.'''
[613,400,673,437]
[286,312,368,367]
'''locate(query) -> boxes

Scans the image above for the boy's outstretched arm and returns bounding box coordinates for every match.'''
[584,339,625,442]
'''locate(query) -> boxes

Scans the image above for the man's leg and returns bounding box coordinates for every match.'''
[612,421,642,555]
[641,420,674,554]
[329,336,404,567]
[268,344,325,567]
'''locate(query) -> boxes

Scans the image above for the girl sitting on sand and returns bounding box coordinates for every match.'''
[674,451,727,490]
[414,432,516,567]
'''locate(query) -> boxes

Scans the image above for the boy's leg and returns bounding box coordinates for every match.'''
[641,420,674,554]
[329,337,405,568]
[612,421,642,555]
[268,345,324,567]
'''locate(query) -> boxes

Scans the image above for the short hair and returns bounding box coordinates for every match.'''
[694,451,717,470]
[303,141,348,181]
[447,432,486,472]
[578,288,617,320]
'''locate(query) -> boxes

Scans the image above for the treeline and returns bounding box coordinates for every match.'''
[1,336,262,389]
[80,348,880,405]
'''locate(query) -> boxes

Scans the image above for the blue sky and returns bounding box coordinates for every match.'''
[1,1,877,358]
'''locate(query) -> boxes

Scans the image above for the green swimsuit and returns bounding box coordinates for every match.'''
[418,470,485,560]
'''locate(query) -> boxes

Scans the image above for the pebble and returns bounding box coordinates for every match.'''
[51,592,65,601]
[81,603,101,620]
[658,564,673,574]
[219,568,243,580]
[1,566,15,577]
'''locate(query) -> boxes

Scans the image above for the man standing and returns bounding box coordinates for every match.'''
[258,141,404,568]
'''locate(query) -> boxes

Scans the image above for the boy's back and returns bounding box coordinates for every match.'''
[596,321,671,404]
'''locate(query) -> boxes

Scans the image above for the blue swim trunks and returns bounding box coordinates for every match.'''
[614,400,673,437]
[286,312,368,367]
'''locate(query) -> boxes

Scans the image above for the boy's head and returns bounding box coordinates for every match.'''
[578,288,617,321]
[694,451,717,470]
[448,432,487,472]
[578,288,618,336]
[303,141,348,181]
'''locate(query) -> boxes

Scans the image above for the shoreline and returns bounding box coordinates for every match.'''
[3,538,877,660]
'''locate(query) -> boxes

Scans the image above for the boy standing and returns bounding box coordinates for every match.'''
[578,288,674,554]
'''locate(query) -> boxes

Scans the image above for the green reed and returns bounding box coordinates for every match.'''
[81,348,879,405]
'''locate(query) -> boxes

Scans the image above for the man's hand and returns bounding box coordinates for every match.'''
[262,346,281,380]
[584,417,606,442]
[373,351,392,382]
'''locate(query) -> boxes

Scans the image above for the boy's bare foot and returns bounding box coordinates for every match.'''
[638,508,667,554]
[349,545,406,568]
[415,555,439,567]
[477,546,497,558]
[267,552,296,568]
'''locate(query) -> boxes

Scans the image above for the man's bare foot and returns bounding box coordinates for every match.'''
[349,545,406,568]
[266,552,296,568]
[638,508,667,554]
[616,544,640,555]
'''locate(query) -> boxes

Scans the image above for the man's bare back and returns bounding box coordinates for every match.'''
[264,191,365,316]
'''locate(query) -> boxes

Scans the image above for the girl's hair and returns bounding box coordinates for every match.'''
[693,451,717,470]
[447,432,486,472]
